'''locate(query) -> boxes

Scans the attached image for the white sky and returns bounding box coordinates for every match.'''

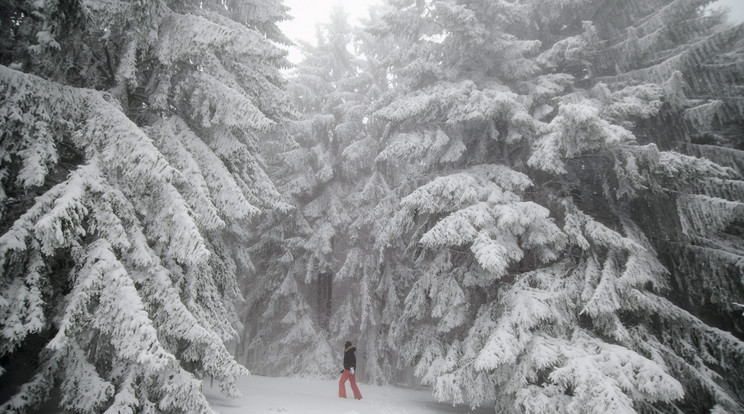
[718,0,744,22]
[279,0,744,64]
[279,0,381,63]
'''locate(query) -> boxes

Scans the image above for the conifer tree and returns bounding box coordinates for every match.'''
[238,6,400,381]
[0,0,292,412]
[364,0,744,412]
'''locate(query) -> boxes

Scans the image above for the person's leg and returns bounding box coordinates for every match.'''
[339,370,349,398]
[349,373,362,399]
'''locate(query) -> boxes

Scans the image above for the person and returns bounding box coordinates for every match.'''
[338,341,363,400]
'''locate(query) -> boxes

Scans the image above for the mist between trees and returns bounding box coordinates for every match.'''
[1,0,743,413]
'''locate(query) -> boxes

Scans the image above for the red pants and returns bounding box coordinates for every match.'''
[339,369,362,399]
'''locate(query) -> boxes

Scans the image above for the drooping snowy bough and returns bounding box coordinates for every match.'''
[0,0,292,412]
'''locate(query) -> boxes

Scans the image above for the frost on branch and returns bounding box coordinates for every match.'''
[184,71,274,132]
[0,65,82,194]
[470,264,683,413]
[399,166,564,279]
[375,81,521,125]
[0,161,96,268]
[59,343,114,414]
[400,165,530,214]
[676,194,744,238]
[0,250,45,356]
[147,120,225,231]
[533,103,635,166]
[149,118,260,225]
[48,239,174,367]
[545,332,683,412]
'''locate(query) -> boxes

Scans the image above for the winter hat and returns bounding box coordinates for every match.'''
[344,341,352,348]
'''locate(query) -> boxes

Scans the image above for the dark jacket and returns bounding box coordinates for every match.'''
[343,346,356,370]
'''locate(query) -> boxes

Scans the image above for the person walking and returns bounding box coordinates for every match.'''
[339,341,363,399]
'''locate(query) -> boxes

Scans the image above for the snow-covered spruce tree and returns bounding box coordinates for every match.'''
[236,7,354,378]
[238,6,402,382]
[0,0,292,412]
[366,0,744,412]
[316,9,412,385]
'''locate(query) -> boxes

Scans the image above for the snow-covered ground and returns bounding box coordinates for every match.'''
[205,375,492,414]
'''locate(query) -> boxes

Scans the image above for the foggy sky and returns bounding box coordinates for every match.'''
[279,0,744,64]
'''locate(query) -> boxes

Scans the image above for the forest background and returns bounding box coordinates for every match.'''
[1,0,744,413]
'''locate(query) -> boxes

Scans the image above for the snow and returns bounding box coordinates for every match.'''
[204,375,491,414]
